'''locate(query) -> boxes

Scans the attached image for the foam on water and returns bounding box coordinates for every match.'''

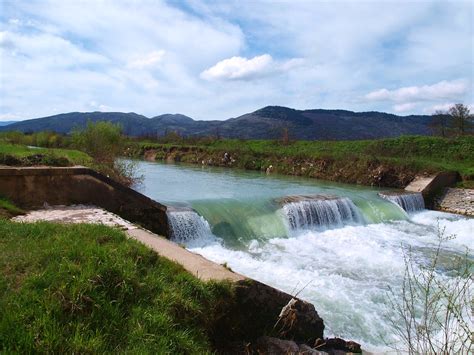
[186,210,473,352]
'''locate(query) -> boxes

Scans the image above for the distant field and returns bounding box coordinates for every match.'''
[135,136,474,186]
[0,218,231,353]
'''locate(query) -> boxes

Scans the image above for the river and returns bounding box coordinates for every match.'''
[134,160,473,352]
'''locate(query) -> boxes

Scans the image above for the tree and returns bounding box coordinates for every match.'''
[429,110,451,137]
[448,103,472,135]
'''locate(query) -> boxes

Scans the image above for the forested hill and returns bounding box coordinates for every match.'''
[0,106,432,140]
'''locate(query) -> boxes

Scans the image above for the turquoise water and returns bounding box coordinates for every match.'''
[134,161,473,352]
[136,161,407,243]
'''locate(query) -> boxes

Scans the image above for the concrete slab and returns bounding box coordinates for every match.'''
[405,176,436,193]
[127,228,245,282]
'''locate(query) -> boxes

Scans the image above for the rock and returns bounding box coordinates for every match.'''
[299,343,328,354]
[315,338,362,354]
[255,336,299,354]
[276,298,324,343]
[345,341,362,353]
[313,338,325,348]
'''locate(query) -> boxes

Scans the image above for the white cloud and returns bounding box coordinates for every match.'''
[201,54,272,80]
[201,54,304,81]
[127,50,165,69]
[365,80,469,103]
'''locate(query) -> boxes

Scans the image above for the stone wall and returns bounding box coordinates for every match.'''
[434,188,474,217]
[0,166,170,236]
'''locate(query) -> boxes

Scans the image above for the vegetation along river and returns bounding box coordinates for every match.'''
[134,160,473,352]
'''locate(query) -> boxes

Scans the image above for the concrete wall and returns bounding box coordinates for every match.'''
[0,166,170,236]
[405,171,460,208]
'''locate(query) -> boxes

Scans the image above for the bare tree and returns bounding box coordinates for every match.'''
[385,228,472,354]
[429,110,451,137]
[448,103,472,135]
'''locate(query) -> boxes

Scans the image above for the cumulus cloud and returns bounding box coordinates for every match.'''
[365,80,469,103]
[200,54,304,81]
[201,54,270,80]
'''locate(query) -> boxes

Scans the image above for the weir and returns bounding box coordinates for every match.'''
[378,191,425,212]
[166,207,212,242]
[278,195,365,230]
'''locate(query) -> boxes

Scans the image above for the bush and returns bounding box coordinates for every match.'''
[71,122,140,186]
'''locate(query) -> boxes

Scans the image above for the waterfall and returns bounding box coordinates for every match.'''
[281,197,365,230]
[167,209,212,242]
[379,192,425,212]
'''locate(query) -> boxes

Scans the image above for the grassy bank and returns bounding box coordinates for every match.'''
[0,218,233,353]
[132,136,474,188]
[0,142,92,167]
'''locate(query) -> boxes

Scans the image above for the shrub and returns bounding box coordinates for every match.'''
[71,122,140,186]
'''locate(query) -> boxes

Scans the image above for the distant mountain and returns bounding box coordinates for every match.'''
[0,106,433,140]
[0,121,18,126]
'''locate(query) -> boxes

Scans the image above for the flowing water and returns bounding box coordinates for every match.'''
[134,161,473,352]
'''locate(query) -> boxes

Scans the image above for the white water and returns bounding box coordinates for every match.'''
[381,192,425,212]
[182,210,473,352]
[282,198,365,230]
[167,210,213,243]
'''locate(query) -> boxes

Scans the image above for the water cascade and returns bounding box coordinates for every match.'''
[166,208,212,242]
[379,192,425,212]
[279,195,365,230]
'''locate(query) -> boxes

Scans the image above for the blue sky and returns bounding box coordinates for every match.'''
[0,0,472,121]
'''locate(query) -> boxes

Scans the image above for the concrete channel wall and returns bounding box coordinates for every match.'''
[0,166,170,237]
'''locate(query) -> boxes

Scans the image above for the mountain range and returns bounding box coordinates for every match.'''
[0,106,433,140]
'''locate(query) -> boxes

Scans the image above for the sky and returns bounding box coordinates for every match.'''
[0,0,473,121]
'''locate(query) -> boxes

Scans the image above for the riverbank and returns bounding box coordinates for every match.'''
[0,216,235,353]
[130,136,474,189]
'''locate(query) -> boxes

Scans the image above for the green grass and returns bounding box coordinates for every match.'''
[0,197,25,219]
[0,142,92,166]
[0,220,232,353]
[135,135,474,180]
